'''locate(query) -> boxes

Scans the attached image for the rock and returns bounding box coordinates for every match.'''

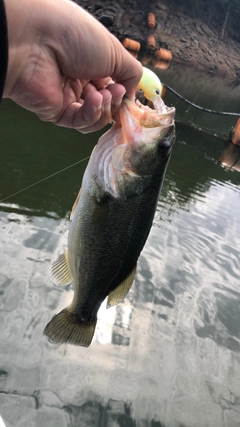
[98,14,115,27]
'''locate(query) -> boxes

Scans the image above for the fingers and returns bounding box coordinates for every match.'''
[55,84,126,133]
[54,3,142,101]
[77,89,112,133]
[101,83,126,116]
[110,40,143,101]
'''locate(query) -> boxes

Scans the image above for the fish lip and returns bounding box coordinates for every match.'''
[153,108,176,126]
[154,107,176,128]
[125,97,176,126]
[131,95,175,113]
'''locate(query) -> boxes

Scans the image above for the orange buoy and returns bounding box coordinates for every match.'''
[153,58,170,70]
[161,85,167,98]
[127,50,139,59]
[122,38,141,52]
[155,48,172,62]
[229,118,240,146]
[141,54,151,66]
[148,13,156,28]
[147,35,156,50]
[220,141,240,171]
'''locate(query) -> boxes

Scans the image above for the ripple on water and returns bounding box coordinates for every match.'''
[1,109,240,426]
[150,175,240,356]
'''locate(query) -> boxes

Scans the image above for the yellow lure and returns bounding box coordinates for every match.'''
[137,66,163,102]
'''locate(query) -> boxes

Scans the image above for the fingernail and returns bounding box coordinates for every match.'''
[104,98,112,112]
[94,101,102,113]
[102,79,115,89]
[106,79,115,86]
[112,93,125,110]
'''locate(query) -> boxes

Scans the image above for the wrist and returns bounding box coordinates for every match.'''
[0,0,8,100]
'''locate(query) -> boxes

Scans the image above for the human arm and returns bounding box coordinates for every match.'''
[2,0,142,133]
[0,0,8,100]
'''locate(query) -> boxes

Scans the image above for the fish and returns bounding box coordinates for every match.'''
[44,97,175,347]
[137,66,163,102]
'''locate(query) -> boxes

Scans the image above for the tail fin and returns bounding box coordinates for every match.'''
[44,308,97,347]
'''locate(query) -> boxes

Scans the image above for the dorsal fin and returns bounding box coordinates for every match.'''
[107,266,136,308]
[70,188,82,221]
[50,250,73,285]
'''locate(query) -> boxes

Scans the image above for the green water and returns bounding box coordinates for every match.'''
[1,88,240,427]
[157,62,240,113]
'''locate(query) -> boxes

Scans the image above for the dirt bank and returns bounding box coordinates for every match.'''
[78,0,240,81]
[153,1,240,80]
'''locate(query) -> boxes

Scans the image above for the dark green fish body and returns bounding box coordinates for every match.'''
[44,98,175,347]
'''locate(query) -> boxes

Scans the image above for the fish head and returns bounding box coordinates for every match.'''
[90,97,175,199]
[118,98,176,177]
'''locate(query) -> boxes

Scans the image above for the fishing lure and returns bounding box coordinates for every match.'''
[137,66,163,102]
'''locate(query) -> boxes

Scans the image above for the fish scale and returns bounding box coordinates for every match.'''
[75,184,162,317]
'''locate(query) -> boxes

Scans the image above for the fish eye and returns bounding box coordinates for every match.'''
[157,138,172,157]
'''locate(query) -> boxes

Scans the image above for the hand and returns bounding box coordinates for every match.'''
[3,0,142,133]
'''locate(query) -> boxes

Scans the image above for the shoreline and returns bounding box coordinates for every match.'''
[154,2,240,81]
[78,0,240,82]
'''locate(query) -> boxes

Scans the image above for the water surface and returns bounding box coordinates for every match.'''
[1,93,240,427]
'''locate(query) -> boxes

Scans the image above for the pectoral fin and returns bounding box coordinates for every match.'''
[107,266,136,308]
[70,188,82,221]
[50,250,73,285]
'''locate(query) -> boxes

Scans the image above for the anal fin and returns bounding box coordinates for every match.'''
[107,266,136,308]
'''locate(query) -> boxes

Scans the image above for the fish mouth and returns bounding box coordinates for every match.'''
[119,96,175,132]
[135,91,175,121]
[153,96,175,116]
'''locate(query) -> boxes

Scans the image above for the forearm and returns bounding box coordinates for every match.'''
[0,0,8,101]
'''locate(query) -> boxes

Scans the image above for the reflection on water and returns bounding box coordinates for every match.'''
[1,99,240,426]
[157,62,240,113]
[220,142,240,172]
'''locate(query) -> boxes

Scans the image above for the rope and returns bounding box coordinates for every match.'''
[165,84,240,117]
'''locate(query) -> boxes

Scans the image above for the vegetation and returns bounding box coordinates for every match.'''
[167,0,240,42]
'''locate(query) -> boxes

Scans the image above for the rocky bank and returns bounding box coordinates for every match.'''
[78,0,240,81]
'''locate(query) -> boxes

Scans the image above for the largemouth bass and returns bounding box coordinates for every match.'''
[44,97,175,347]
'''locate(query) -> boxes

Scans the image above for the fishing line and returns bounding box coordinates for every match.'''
[0,156,90,203]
